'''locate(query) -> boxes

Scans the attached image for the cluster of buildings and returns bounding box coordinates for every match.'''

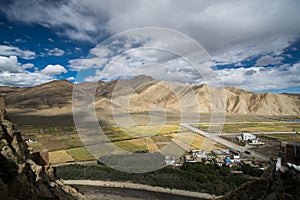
[183,148,241,167]
[164,132,270,170]
[165,147,269,171]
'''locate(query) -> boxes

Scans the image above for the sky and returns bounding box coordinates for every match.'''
[0,0,300,93]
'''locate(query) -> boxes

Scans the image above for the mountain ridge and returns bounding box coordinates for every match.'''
[0,77,299,115]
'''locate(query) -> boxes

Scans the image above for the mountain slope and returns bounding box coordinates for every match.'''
[0,77,299,115]
[3,80,74,109]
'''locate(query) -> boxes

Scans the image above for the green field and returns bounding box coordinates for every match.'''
[67,147,95,161]
[102,127,133,141]
[117,124,182,137]
[196,122,300,133]
[19,120,300,164]
[113,140,148,152]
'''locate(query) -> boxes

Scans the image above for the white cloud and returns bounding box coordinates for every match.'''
[45,48,65,56]
[66,76,75,81]
[0,71,53,87]
[0,45,35,59]
[255,55,284,67]
[2,0,300,90]
[40,64,68,75]
[218,63,300,91]
[69,56,108,71]
[1,0,300,61]
[15,38,26,43]
[21,63,35,70]
[0,56,60,87]
[48,38,54,42]
[75,34,217,86]
[0,55,34,73]
[0,55,21,72]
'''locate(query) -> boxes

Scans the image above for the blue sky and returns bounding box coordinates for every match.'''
[0,0,300,93]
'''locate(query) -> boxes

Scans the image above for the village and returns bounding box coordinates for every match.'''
[165,131,300,175]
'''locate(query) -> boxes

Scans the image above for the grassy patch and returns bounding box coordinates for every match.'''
[119,124,182,138]
[196,123,300,133]
[67,147,95,161]
[151,135,171,148]
[112,141,148,152]
[158,124,182,134]
[103,127,133,141]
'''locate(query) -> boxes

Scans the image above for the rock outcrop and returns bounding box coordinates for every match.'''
[0,97,86,200]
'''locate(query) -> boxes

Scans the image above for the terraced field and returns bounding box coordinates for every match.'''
[19,124,224,164]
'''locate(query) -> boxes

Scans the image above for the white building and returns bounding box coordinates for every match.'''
[165,155,183,166]
[190,149,206,158]
[241,132,256,141]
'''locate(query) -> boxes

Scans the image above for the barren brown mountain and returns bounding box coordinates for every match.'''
[0,76,299,115]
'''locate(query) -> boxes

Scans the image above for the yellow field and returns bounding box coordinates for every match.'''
[48,150,74,164]
[158,124,182,134]
[145,137,159,153]
[128,138,146,146]
[170,132,224,152]
[120,124,181,137]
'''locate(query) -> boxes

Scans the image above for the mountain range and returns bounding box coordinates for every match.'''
[0,75,299,116]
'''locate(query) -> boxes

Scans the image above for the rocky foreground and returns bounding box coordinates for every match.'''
[0,97,86,200]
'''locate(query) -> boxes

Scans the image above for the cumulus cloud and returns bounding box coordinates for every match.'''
[0,45,35,59]
[0,56,57,87]
[0,56,68,87]
[1,0,300,62]
[218,63,300,91]
[0,71,53,87]
[40,64,68,75]
[1,0,300,90]
[0,55,34,73]
[72,32,300,91]
[0,55,21,72]
[0,0,108,42]
[255,55,284,67]
[69,28,218,86]
[45,48,65,56]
